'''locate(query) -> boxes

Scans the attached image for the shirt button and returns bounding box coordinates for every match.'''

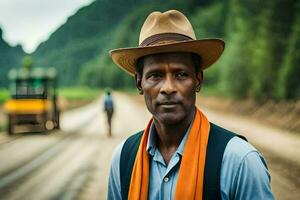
[163,177,169,182]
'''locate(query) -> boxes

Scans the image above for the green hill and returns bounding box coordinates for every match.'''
[0,28,25,87]
[32,0,196,86]
[33,0,153,85]
[32,0,300,101]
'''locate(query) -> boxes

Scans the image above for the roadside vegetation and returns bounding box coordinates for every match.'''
[58,87,102,101]
[0,88,9,104]
[0,87,101,104]
[0,89,9,133]
[57,87,102,111]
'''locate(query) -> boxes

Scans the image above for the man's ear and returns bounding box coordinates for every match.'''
[196,70,203,92]
[135,73,144,95]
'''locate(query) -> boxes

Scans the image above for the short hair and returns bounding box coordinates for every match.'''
[135,53,202,76]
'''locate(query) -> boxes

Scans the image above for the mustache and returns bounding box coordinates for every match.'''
[156,98,181,105]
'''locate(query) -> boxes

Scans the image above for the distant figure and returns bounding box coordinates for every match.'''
[104,89,114,137]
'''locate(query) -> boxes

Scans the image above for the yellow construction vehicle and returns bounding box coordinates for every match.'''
[4,68,59,135]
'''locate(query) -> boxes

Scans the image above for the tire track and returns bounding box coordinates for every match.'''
[0,135,23,149]
[3,136,98,200]
[0,131,78,193]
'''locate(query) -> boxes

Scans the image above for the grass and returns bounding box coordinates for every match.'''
[0,122,6,133]
[0,88,9,134]
[58,87,102,100]
[1,87,102,102]
[0,88,10,104]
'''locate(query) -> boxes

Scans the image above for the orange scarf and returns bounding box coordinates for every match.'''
[128,108,210,200]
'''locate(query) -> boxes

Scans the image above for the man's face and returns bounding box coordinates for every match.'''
[135,53,203,125]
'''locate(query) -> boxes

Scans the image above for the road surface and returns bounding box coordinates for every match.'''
[0,92,299,199]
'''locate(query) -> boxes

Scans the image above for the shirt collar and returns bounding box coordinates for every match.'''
[146,120,192,157]
[146,123,157,156]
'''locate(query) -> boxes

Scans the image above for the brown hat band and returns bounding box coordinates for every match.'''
[140,33,194,47]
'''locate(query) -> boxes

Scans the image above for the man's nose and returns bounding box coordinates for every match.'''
[160,75,177,95]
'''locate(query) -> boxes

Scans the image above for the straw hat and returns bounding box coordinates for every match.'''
[110,10,225,76]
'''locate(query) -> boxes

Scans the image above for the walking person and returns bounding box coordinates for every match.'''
[107,10,274,200]
[104,89,114,137]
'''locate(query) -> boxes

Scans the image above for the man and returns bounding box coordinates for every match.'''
[108,10,274,200]
[104,89,114,137]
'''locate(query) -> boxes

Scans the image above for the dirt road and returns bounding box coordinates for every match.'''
[0,92,299,199]
[198,101,300,200]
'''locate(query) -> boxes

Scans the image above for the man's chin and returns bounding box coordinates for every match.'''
[155,113,184,125]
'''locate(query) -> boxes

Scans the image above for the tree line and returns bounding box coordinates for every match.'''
[29,0,300,101]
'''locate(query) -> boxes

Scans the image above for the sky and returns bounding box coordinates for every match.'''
[0,0,95,53]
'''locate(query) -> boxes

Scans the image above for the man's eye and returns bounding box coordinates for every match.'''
[176,72,188,78]
[147,73,161,79]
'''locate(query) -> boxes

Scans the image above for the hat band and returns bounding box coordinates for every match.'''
[139,33,194,47]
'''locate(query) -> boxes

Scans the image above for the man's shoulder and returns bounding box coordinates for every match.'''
[222,135,268,177]
[225,136,258,161]
[210,123,265,170]
[122,131,143,150]
[220,136,273,199]
[110,140,126,170]
[119,130,144,168]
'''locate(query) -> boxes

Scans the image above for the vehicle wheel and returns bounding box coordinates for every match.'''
[41,113,48,133]
[54,111,60,129]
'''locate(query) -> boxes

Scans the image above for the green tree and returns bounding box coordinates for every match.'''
[278,1,300,99]
[249,1,274,101]
[218,0,256,98]
[22,56,33,71]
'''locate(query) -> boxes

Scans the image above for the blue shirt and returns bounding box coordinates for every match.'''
[104,94,114,109]
[107,122,274,200]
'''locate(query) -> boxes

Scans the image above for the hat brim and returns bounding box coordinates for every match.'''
[110,39,225,76]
